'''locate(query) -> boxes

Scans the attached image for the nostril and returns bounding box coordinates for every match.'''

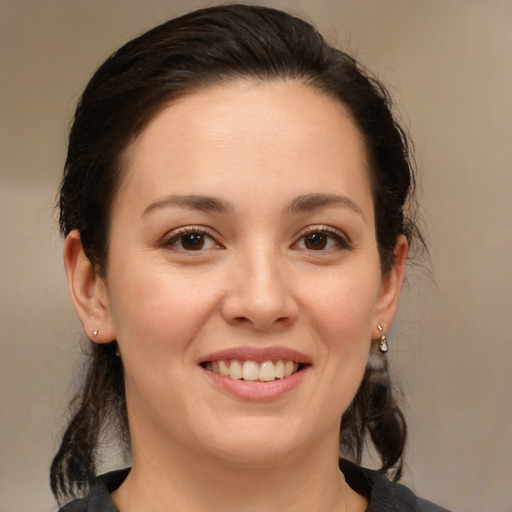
[233,316,251,324]
[230,315,293,330]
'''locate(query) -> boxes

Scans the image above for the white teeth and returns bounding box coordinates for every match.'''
[242,361,259,381]
[229,360,243,379]
[218,360,230,376]
[275,360,285,379]
[259,361,275,382]
[205,359,302,381]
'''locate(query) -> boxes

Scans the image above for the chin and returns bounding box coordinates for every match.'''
[208,439,301,468]
[195,415,325,468]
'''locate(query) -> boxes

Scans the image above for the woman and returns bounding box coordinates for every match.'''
[51,5,448,511]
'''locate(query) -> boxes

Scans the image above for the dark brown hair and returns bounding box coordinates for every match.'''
[52,3,422,502]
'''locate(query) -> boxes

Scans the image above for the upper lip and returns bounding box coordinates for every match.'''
[199,346,312,365]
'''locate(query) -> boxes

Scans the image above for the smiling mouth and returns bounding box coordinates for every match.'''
[201,359,305,382]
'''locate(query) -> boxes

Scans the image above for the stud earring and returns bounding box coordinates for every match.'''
[377,324,389,353]
[93,329,98,337]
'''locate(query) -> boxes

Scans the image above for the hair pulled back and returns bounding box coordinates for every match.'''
[53,4,421,501]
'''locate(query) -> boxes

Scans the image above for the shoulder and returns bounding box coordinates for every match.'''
[58,463,451,512]
[56,469,129,512]
[416,498,453,512]
[339,459,453,512]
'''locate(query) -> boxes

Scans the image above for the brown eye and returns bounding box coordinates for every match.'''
[180,233,206,250]
[164,228,221,253]
[294,228,350,252]
[304,233,328,250]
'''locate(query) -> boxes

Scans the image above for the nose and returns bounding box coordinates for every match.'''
[221,248,298,331]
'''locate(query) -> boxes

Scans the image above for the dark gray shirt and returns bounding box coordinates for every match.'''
[58,459,452,512]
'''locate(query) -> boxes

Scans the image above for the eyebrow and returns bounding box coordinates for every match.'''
[142,192,364,219]
[142,194,234,217]
[286,193,364,219]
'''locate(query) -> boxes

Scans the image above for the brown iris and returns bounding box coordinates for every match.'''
[304,233,328,250]
[181,233,205,250]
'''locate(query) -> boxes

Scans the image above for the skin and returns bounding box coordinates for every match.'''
[65,80,408,512]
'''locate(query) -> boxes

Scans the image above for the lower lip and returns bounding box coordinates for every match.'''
[202,366,309,402]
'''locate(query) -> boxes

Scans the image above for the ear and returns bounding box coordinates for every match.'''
[64,230,115,343]
[372,234,409,338]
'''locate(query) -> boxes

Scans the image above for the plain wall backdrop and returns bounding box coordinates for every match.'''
[1,1,511,511]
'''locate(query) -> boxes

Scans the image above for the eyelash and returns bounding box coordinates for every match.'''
[294,226,352,252]
[161,225,351,252]
[162,226,221,252]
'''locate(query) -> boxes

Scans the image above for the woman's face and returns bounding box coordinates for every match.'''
[98,80,405,467]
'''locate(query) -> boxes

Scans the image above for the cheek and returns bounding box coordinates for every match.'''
[107,259,217,359]
[106,264,214,416]
[301,267,379,405]
[304,264,381,342]
[315,288,372,378]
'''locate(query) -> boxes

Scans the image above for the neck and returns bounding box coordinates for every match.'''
[112,434,365,512]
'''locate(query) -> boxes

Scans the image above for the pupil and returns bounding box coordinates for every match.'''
[305,233,327,250]
[182,233,204,250]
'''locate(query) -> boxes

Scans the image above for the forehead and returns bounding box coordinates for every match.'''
[117,80,372,214]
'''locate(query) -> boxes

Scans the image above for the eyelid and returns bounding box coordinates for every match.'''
[161,225,223,250]
[293,225,352,250]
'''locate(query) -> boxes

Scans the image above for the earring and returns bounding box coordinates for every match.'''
[377,324,389,353]
[93,329,98,337]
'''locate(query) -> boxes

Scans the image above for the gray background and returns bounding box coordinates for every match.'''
[1,1,511,511]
